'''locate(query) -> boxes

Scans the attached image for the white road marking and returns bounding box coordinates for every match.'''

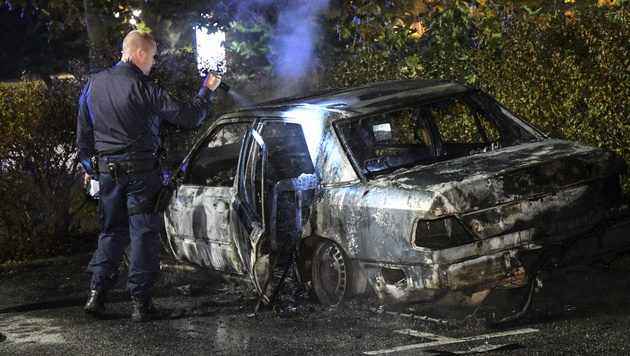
[364,327,539,355]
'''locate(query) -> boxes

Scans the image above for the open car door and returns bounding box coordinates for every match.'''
[163,121,251,274]
[234,121,318,299]
[232,126,267,289]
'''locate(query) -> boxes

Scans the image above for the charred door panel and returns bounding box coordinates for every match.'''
[164,122,250,274]
[166,186,244,274]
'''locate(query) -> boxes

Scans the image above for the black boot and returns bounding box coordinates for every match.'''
[131,300,162,322]
[84,289,105,317]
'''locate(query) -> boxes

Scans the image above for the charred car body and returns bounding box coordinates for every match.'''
[162,79,630,307]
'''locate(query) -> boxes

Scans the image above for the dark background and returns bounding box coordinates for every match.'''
[0,6,87,80]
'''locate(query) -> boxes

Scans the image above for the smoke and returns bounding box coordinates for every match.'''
[268,0,330,90]
[236,0,331,98]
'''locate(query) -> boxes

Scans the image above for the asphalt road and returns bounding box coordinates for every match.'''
[1,253,630,355]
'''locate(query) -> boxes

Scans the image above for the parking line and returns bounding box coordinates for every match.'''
[364,328,539,355]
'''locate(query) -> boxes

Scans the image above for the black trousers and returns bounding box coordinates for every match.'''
[88,156,163,302]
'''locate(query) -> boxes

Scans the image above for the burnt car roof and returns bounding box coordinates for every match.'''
[222,79,473,118]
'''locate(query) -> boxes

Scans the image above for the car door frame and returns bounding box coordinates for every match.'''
[163,118,255,275]
[232,123,269,290]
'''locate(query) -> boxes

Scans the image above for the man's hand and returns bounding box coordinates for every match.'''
[203,72,222,91]
[84,173,94,186]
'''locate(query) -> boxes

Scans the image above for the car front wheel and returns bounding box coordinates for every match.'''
[312,240,351,306]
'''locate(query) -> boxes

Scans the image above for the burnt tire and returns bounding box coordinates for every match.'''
[312,240,351,306]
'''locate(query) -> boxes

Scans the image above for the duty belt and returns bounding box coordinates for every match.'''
[97,159,158,180]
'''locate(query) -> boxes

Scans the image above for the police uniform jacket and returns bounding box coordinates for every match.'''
[76,61,214,174]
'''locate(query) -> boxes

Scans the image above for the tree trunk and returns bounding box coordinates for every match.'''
[83,0,109,73]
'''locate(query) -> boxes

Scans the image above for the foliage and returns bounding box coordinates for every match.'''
[473,7,630,191]
[421,0,509,81]
[151,48,222,155]
[224,1,337,100]
[3,0,86,36]
[479,12,613,120]
[329,0,505,86]
[331,0,422,86]
[0,75,97,263]
[226,21,273,82]
[333,1,630,190]
[0,5,88,79]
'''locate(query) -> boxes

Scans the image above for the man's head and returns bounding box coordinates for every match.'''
[121,30,157,75]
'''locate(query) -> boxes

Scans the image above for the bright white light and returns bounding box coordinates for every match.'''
[129,18,137,26]
[132,9,142,17]
[114,12,120,18]
[195,26,226,76]
[283,106,326,164]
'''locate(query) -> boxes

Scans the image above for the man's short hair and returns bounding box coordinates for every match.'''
[122,30,156,54]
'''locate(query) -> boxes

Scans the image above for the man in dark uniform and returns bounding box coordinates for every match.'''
[76,30,221,321]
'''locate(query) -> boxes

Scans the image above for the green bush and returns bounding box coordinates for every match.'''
[333,2,630,190]
[331,0,423,86]
[478,10,630,151]
[0,46,230,263]
[0,75,97,263]
[473,8,630,189]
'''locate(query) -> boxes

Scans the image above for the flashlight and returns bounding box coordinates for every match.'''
[219,81,231,92]
[204,59,230,92]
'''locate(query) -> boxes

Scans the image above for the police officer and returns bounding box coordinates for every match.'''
[76,30,221,321]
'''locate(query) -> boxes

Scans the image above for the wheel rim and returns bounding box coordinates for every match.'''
[313,241,348,306]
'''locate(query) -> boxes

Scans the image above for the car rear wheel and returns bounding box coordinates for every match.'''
[312,240,350,306]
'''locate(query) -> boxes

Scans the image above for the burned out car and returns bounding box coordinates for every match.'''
[162,79,630,307]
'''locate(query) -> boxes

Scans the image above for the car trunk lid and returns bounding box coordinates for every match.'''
[387,139,626,239]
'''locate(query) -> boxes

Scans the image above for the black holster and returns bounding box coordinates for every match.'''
[151,179,177,214]
[90,156,100,178]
